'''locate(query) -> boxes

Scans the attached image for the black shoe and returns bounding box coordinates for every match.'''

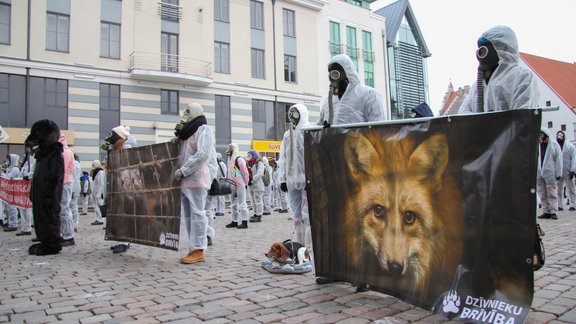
[3,227,17,232]
[559,207,564,211]
[550,213,558,220]
[249,215,262,223]
[225,221,238,228]
[537,213,551,219]
[215,213,225,216]
[355,283,369,293]
[263,212,271,215]
[16,231,32,236]
[316,277,337,284]
[237,220,248,229]
[31,238,39,242]
[279,209,288,213]
[61,238,75,247]
[112,244,129,254]
[570,207,576,211]
[91,221,103,225]
[29,243,61,256]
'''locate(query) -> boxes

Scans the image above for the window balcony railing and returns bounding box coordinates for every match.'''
[346,46,359,60]
[362,50,375,63]
[329,41,343,56]
[158,1,182,21]
[129,51,213,86]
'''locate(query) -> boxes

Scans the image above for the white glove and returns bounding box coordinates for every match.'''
[174,169,183,181]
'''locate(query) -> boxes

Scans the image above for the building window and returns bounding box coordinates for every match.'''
[561,124,566,131]
[214,42,230,74]
[0,3,10,44]
[0,73,25,127]
[251,48,265,79]
[252,99,276,140]
[99,83,121,161]
[215,95,231,145]
[282,9,295,37]
[329,21,341,56]
[214,0,229,22]
[161,89,178,115]
[250,0,264,30]
[284,55,296,83]
[100,84,120,112]
[161,32,179,73]
[545,100,551,107]
[363,30,374,87]
[46,12,70,52]
[28,77,68,128]
[548,121,553,128]
[100,22,121,59]
[160,0,180,22]
[346,26,358,69]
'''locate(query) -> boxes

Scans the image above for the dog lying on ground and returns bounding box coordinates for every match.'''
[266,240,310,265]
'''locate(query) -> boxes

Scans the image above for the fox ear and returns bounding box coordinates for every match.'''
[408,134,449,191]
[344,132,378,180]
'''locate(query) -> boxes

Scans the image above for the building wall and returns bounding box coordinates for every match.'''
[0,0,389,169]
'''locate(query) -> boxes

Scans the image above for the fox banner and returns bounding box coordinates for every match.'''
[105,142,181,251]
[0,178,32,208]
[304,109,541,323]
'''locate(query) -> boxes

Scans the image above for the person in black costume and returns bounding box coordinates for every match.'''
[25,119,64,256]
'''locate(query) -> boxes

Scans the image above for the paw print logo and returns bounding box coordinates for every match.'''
[159,232,166,245]
[442,290,461,314]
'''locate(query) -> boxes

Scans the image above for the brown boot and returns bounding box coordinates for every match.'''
[180,249,205,264]
[179,251,193,263]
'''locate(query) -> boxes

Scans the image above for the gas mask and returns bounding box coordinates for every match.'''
[476,37,499,80]
[288,107,300,128]
[174,119,187,137]
[557,132,565,145]
[101,131,121,151]
[328,63,348,99]
[226,145,234,157]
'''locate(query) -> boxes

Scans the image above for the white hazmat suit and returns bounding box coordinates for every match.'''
[459,25,539,113]
[316,54,385,126]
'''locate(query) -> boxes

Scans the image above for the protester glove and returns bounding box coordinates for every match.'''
[23,175,29,180]
[281,182,288,192]
[323,120,331,128]
[570,171,576,180]
[174,169,183,181]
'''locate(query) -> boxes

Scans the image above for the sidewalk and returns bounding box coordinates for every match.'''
[0,207,574,323]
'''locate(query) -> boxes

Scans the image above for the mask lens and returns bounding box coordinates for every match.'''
[476,46,489,59]
[329,70,341,81]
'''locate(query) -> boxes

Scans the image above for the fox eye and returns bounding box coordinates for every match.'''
[404,211,417,225]
[373,205,387,219]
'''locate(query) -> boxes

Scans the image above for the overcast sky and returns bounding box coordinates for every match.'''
[370,0,576,115]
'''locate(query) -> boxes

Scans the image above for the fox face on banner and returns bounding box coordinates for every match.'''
[304,110,541,323]
[342,131,463,302]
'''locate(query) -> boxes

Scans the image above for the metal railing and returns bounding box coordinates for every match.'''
[329,41,343,56]
[129,51,213,79]
[158,1,182,21]
[346,46,359,60]
[362,49,374,63]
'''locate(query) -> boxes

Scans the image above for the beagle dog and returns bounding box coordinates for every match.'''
[266,240,310,265]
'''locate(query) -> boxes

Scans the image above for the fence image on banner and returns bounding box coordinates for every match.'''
[304,109,541,323]
[105,142,181,250]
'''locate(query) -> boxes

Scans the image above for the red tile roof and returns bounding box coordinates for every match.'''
[520,52,576,109]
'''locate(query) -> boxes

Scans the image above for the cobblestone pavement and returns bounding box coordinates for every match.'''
[0,206,575,323]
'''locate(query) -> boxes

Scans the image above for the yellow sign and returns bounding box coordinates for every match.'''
[1,127,75,145]
[252,140,282,153]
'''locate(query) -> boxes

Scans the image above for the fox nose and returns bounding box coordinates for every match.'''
[387,261,403,277]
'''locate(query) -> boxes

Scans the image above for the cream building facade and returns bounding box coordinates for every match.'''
[0,0,389,169]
